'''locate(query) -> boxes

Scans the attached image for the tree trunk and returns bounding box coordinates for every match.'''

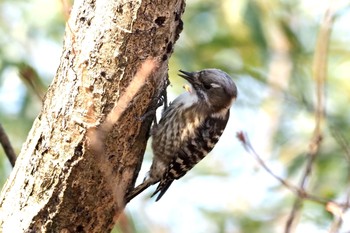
[0,0,185,232]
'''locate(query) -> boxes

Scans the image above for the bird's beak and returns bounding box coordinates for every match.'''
[178,70,198,86]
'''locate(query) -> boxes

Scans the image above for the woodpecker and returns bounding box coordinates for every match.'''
[126,69,237,202]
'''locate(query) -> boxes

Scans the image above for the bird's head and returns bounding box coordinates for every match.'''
[179,69,237,113]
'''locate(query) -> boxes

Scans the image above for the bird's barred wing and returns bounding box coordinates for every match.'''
[152,110,230,201]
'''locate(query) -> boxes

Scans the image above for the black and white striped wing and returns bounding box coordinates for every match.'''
[152,111,230,201]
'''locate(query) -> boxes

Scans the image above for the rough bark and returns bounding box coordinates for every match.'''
[0,0,185,232]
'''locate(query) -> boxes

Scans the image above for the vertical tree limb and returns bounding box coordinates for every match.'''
[284,7,334,233]
[0,0,185,232]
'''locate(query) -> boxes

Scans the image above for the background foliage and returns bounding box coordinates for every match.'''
[1,0,350,232]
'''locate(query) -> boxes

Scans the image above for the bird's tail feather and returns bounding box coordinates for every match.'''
[151,180,174,201]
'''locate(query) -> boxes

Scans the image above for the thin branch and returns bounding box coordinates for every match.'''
[328,189,350,233]
[284,6,334,232]
[285,136,322,233]
[0,123,17,167]
[236,132,349,209]
[328,129,350,233]
[237,131,296,192]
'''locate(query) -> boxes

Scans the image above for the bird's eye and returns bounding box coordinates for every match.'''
[203,83,212,90]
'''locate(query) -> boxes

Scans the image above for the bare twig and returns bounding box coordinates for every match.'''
[328,129,350,233]
[285,137,322,232]
[0,123,16,167]
[236,132,350,209]
[237,132,296,192]
[284,7,334,233]
[237,130,350,233]
[328,189,350,233]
